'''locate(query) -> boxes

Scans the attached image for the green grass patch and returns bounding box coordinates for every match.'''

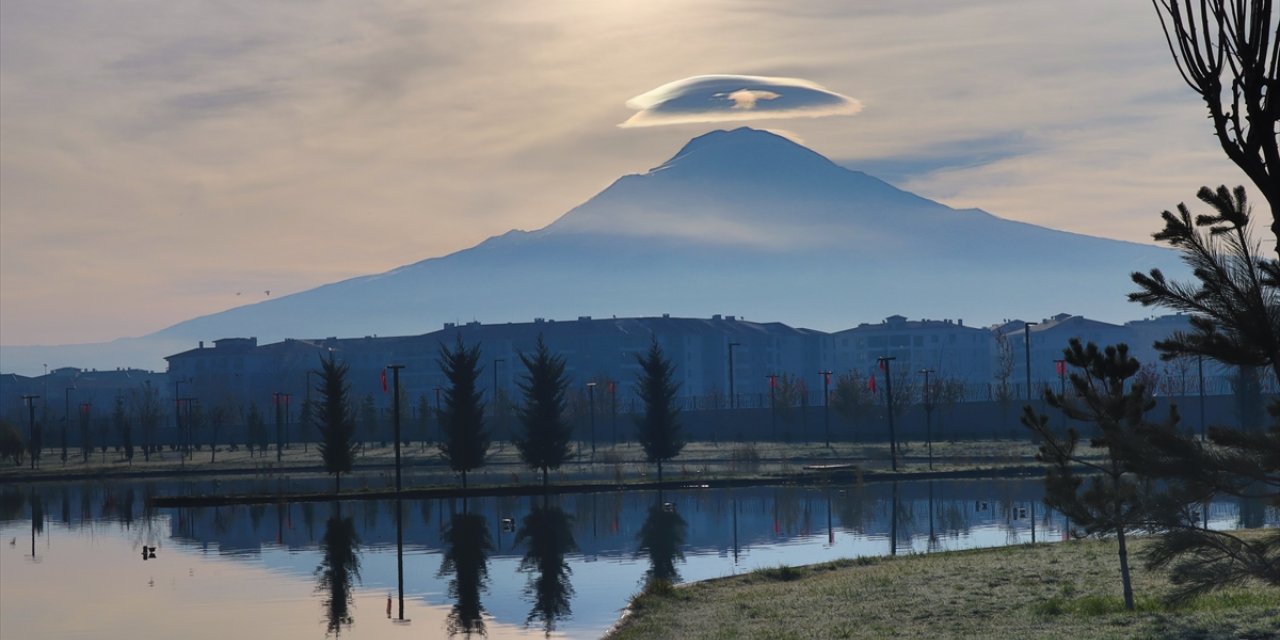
[753,564,805,582]
[608,535,1280,640]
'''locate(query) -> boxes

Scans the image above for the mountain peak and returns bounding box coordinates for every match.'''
[649,127,840,178]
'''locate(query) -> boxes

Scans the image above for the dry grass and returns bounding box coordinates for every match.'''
[608,535,1280,640]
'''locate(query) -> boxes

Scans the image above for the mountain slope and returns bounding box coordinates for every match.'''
[2,128,1180,372]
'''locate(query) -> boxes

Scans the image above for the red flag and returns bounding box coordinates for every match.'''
[380,368,388,393]
[1055,361,1066,376]
[867,374,878,393]
[878,359,887,372]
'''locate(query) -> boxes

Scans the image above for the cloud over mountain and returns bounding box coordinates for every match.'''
[620,75,862,128]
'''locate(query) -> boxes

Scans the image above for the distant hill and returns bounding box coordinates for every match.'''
[0,127,1180,374]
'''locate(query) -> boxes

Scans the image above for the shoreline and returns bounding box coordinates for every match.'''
[142,463,1043,507]
[603,534,1280,639]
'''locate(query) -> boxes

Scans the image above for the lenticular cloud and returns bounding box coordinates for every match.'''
[620,75,861,128]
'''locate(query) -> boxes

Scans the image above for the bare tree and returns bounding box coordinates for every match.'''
[1151,1,1279,250]
[130,382,162,462]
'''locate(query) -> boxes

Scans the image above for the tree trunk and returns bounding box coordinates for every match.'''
[462,470,468,489]
[542,467,549,491]
[335,473,341,495]
[1116,526,1135,611]
[657,460,663,484]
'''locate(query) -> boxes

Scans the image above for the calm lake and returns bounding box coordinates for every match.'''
[1,477,1272,639]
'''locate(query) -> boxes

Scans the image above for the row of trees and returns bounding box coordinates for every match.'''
[310,335,688,492]
[0,388,161,467]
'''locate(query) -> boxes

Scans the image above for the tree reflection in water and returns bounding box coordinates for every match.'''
[315,509,362,637]
[637,497,687,587]
[515,502,577,635]
[440,510,493,637]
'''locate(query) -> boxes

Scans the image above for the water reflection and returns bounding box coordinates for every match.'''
[316,508,362,636]
[3,479,1276,640]
[515,502,577,635]
[637,496,687,587]
[440,506,493,637]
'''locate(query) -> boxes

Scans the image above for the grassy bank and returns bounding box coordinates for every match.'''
[608,536,1279,640]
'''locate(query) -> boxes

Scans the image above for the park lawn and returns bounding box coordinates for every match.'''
[607,535,1280,640]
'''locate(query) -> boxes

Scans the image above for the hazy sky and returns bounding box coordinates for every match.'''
[0,0,1243,347]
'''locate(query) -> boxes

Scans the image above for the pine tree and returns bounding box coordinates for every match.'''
[314,354,358,493]
[1130,186,1279,385]
[1125,186,1280,600]
[437,335,489,488]
[1021,339,1171,611]
[635,339,684,483]
[514,335,574,488]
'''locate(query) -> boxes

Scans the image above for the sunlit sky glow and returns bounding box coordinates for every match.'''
[0,0,1243,347]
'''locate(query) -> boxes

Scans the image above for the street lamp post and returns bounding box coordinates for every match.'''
[273,392,283,462]
[492,358,505,443]
[1023,322,1038,401]
[609,381,617,446]
[920,369,935,470]
[820,371,832,448]
[63,385,75,465]
[22,395,40,470]
[175,378,189,459]
[305,370,316,452]
[878,356,898,472]
[727,342,741,410]
[387,364,405,493]
[433,386,443,443]
[492,358,504,409]
[767,374,778,441]
[587,381,597,456]
[79,402,91,463]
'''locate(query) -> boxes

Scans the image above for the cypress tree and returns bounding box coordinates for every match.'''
[514,335,574,488]
[314,353,358,493]
[635,339,684,483]
[437,335,489,488]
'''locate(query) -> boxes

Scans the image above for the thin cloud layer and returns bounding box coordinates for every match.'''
[621,75,861,128]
